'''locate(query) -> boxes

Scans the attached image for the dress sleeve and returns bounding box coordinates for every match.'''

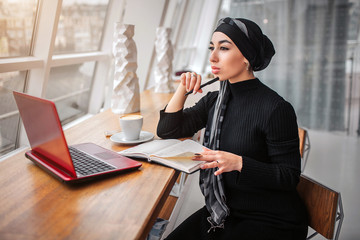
[156,92,218,139]
[237,101,301,190]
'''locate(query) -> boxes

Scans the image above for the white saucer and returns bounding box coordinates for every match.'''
[110,131,154,145]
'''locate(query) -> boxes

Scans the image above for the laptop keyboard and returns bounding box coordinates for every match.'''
[69,146,116,176]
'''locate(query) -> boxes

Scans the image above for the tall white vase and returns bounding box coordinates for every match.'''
[111,23,140,114]
[154,27,174,93]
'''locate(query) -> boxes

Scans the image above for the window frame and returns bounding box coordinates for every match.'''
[0,0,124,155]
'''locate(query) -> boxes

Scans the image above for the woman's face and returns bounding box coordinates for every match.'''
[209,32,252,83]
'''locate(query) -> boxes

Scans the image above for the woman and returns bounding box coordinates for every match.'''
[157,17,308,240]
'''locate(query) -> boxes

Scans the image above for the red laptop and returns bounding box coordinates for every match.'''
[13,91,142,183]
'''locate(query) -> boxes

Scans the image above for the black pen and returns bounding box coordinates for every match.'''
[184,77,219,96]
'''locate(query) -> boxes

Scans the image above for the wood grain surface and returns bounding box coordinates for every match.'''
[0,90,179,240]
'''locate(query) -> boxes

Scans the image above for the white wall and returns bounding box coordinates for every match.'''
[122,0,168,90]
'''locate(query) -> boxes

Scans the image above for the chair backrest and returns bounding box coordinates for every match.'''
[298,128,307,158]
[298,127,310,172]
[297,175,342,239]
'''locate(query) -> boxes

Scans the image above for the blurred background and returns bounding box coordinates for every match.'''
[1,0,360,157]
[1,1,360,239]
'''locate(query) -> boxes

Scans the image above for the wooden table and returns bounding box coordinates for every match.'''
[0,90,179,240]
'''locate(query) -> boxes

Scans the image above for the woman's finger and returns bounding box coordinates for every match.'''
[188,72,197,92]
[200,160,218,169]
[196,148,219,162]
[214,167,224,176]
[196,153,218,162]
[185,72,192,91]
[194,74,202,94]
[201,149,219,155]
[180,73,186,86]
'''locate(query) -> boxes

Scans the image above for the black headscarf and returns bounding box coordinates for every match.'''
[214,17,275,71]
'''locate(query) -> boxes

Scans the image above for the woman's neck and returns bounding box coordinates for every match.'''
[229,71,255,83]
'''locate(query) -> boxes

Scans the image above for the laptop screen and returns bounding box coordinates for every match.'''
[13,92,76,177]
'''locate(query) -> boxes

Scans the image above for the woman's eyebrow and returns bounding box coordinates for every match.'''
[209,40,232,45]
[219,40,232,44]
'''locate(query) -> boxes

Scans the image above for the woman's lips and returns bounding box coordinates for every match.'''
[211,66,220,74]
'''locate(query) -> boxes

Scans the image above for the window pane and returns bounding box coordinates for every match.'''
[54,0,109,54]
[217,0,357,132]
[0,71,26,157]
[173,0,204,72]
[46,62,95,124]
[0,0,38,57]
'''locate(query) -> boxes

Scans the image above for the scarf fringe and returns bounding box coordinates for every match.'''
[206,216,225,233]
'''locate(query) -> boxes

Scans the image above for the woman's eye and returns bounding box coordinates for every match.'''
[208,46,228,51]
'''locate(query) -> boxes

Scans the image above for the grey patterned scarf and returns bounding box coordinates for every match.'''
[200,80,230,232]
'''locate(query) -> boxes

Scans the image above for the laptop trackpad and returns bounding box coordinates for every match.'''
[72,142,116,159]
[94,152,118,160]
[71,142,140,168]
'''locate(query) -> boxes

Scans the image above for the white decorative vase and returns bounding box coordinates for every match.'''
[154,27,175,93]
[111,23,140,114]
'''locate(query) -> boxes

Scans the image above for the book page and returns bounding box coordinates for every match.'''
[120,139,205,173]
[150,152,200,169]
[119,139,181,156]
[154,139,204,157]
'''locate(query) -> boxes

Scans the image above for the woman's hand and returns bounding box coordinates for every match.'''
[180,72,203,95]
[194,148,243,176]
[165,72,203,113]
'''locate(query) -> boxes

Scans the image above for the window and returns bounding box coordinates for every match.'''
[47,62,95,124]
[216,0,360,134]
[0,0,39,156]
[172,0,205,73]
[54,0,108,54]
[0,0,38,58]
[48,0,109,124]
[0,71,27,155]
[0,0,115,158]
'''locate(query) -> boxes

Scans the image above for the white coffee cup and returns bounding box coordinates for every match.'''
[119,115,143,141]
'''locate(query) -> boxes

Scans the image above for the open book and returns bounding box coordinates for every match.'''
[119,139,205,174]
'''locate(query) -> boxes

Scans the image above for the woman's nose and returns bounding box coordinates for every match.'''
[209,50,218,63]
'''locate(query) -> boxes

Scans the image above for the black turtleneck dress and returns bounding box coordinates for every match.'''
[157,78,308,240]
